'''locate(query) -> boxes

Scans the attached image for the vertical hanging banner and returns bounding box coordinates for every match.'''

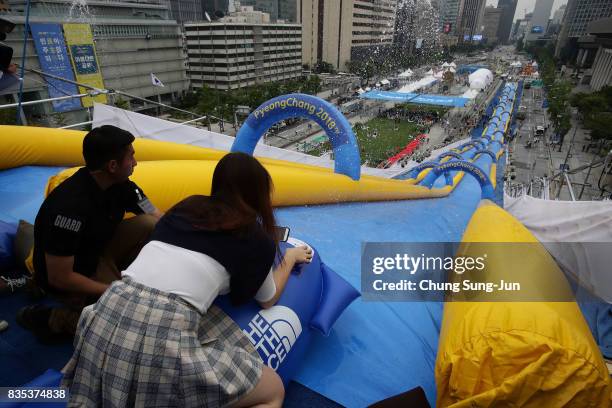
[30,23,82,112]
[63,23,107,107]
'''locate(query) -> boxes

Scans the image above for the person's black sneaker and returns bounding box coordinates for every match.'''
[16,305,71,345]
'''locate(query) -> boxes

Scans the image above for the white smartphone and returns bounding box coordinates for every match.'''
[274,226,290,242]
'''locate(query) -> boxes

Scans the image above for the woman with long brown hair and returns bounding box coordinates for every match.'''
[61,152,312,407]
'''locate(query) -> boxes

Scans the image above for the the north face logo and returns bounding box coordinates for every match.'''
[243,306,302,370]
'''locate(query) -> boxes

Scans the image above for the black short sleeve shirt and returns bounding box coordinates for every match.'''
[33,168,148,289]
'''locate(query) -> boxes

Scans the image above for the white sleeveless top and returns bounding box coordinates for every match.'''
[122,240,276,313]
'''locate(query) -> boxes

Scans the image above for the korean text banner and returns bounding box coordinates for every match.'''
[30,23,82,112]
[62,23,107,107]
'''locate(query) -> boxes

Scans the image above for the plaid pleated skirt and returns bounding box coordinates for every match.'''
[61,278,263,407]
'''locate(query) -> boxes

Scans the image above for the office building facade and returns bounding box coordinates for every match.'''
[299,0,397,71]
[457,0,486,43]
[552,4,566,24]
[2,0,189,125]
[483,6,502,44]
[168,0,204,22]
[555,0,612,58]
[511,13,531,41]
[438,0,461,36]
[576,17,612,90]
[496,0,517,43]
[202,0,230,19]
[525,0,554,42]
[185,21,302,90]
[240,0,297,22]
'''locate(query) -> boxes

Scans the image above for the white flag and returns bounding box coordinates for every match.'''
[205,11,211,22]
[150,73,165,87]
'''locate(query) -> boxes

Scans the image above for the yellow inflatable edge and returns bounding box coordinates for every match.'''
[436,201,611,407]
[5,126,500,207]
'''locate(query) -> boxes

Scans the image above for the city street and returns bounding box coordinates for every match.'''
[508,86,606,200]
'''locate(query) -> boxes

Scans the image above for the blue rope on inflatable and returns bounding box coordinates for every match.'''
[438,151,463,161]
[430,160,496,200]
[473,149,497,162]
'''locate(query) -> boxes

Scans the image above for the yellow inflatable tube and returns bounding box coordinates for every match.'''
[48,160,452,208]
[4,125,496,206]
[3,126,501,206]
[0,125,381,178]
[436,201,611,407]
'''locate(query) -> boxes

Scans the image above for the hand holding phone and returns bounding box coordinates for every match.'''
[274,226,290,242]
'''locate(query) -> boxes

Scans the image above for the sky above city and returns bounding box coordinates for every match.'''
[486,0,567,21]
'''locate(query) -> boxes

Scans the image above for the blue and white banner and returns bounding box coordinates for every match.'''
[30,23,82,112]
[360,90,469,107]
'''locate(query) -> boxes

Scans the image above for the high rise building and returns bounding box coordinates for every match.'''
[496,0,517,43]
[185,19,302,90]
[457,0,486,43]
[555,0,612,58]
[547,4,566,35]
[299,0,398,71]
[524,0,554,42]
[512,12,532,41]
[552,4,566,25]
[438,0,461,35]
[278,0,297,21]
[351,0,397,60]
[584,17,612,91]
[483,6,503,44]
[202,0,230,19]
[240,0,297,22]
[168,0,204,22]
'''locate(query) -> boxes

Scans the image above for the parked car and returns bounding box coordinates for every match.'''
[535,125,545,136]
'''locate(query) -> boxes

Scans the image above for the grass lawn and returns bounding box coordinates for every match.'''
[306,117,424,166]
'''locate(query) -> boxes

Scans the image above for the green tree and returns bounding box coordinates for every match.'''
[302,76,321,95]
[313,61,336,74]
[586,112,612,141]
[195,86,221,120]
[114,97,130,110]
[178,92,199,109]
[571,86,612,141]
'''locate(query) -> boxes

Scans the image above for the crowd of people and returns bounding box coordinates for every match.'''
[383,107,443,129]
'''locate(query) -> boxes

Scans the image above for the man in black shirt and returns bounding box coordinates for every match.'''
[18,125,161,343]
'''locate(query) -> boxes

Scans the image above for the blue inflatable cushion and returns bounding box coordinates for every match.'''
[0,220,17,272]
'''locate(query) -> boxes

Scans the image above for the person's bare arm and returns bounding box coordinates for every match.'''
[150,208,164,220]
[45,253,109,296]
[259,246,312,309]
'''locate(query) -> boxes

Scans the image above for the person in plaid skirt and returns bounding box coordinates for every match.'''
[62,152,313,407]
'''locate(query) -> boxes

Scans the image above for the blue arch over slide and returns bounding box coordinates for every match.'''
[427,160,495,199]
[231,93,362,180]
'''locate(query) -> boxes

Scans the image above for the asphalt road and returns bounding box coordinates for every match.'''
[508,85,606,200]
